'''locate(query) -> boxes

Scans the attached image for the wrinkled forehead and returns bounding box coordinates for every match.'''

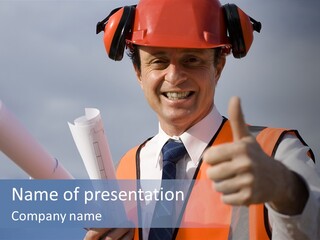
[138,46,215,57]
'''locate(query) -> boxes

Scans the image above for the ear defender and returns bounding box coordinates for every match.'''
[96,3,261,60]
[223,4,261,58]
[96,5,136,61]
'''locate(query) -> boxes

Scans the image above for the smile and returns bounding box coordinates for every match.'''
[163,91,194,100]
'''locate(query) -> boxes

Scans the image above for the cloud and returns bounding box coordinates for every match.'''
[0,0,319,180]
[0,0,319,238]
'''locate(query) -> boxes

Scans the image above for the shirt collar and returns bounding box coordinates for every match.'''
[156,106,223,165]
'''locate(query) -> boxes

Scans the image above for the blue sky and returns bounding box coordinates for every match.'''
[0,0,319,238]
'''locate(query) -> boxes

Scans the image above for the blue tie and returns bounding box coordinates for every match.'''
[148,139,187,240]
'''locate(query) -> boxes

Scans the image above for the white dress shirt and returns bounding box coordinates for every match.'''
[140,106,223,181]
[269,134,320,239]
[138,106,320,240]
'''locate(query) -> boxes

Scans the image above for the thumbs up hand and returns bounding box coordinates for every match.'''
[204,97,300,208]
[228,96,251,141]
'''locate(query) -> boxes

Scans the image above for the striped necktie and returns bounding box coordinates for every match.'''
[148,139,187,240]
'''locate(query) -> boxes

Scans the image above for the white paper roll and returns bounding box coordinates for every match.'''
[0,100,73,179]
[68,108,116,180]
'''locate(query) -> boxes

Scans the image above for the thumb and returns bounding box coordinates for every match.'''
[228,96,250,141]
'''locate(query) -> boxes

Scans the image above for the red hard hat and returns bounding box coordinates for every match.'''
[96,0,261,60]
[128,0,230,49]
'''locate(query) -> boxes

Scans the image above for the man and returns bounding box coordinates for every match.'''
[84,0,320,239]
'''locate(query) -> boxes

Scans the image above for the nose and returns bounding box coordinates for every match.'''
[164,63,187,86]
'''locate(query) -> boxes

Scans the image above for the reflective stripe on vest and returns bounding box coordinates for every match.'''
[116,119,312,240]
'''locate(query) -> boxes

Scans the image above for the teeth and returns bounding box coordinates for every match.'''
[165,92,190,100]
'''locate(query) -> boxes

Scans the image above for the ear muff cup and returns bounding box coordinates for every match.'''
[107,6,135,61]
[223,4,246,58]
[223,4,255,58]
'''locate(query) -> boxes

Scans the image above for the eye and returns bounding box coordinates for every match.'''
[187,57,199,62]
[152,59,166,64]
[150,58,169,69]
[183,55,203,66]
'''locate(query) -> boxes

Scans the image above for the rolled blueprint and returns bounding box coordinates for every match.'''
[0,100,73,179]
[69,109,131,227]
[68,108,116,180]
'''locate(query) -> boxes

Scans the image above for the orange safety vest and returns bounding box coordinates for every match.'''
[116,119,314,240]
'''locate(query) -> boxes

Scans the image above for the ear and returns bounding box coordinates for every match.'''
[214,54,226,82]
[133,64,143,88]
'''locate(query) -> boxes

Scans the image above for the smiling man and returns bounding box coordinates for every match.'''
[84,0,320,239]
[135,47,222,137]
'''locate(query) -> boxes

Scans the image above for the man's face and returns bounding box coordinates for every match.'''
[135,46,225,136]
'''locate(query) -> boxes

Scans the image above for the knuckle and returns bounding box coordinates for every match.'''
[234,141,250,156]
[241,188,253,205]
[214,182,222,192]
[206,167,218,180]
[244,173,254,186]
[214,180,229,193]
[234,137,256,155]
[233,157,254,176]
[239,158,253,172]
